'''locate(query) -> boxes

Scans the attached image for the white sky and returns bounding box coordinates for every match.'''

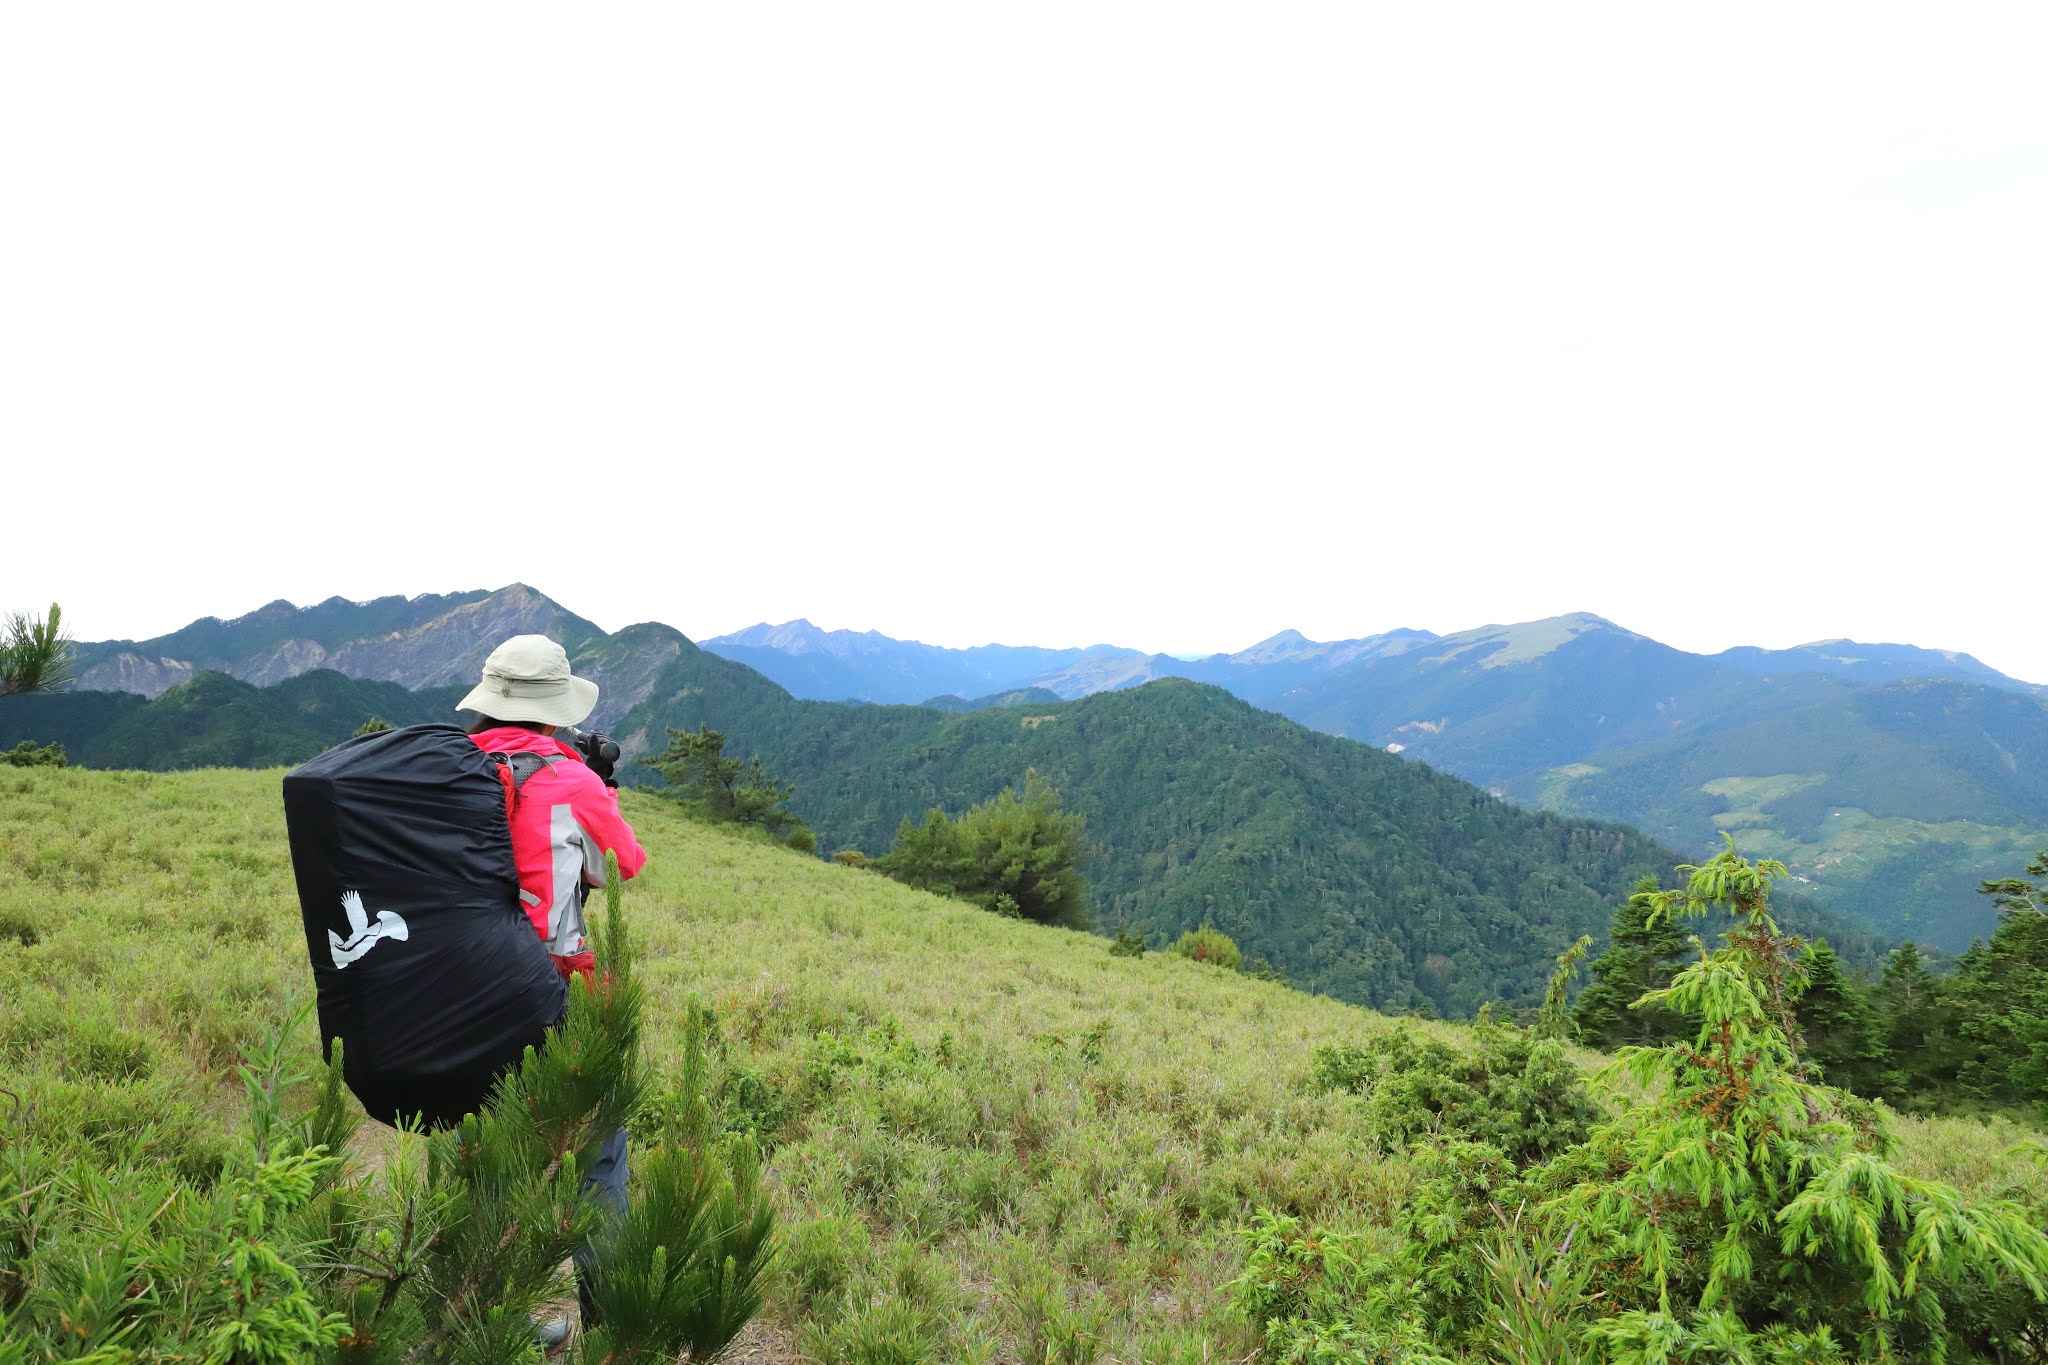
[4,6,2045,680]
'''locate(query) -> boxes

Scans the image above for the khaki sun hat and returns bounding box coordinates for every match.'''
[457,634,599,728]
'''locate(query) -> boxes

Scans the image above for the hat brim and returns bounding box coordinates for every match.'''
[456,673,599,728]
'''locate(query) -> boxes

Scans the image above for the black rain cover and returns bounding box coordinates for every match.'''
[283,723,566,1128]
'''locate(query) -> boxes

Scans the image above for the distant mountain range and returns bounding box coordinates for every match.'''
[706,615,2038,705]
[19,587,2045,950]
[701,621,1143,706]
[719,614,2046,947]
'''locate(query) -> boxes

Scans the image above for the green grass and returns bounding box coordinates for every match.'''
[1,765,2037,1360]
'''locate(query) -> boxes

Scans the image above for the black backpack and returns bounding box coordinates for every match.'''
[283,724,566,1128]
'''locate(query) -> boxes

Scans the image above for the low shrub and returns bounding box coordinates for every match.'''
[1308,1022,1599,1165]
[1170,926,1242,971]
[0,740,65,768]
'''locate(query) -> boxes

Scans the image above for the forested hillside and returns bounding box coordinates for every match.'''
[602,645,1879,1013]
[709,610,2048,947]
[0,671,467,768]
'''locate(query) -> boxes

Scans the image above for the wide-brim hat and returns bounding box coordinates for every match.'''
[457,634,599,728]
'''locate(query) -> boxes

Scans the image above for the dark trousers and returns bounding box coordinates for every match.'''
[574,1126,629,1323]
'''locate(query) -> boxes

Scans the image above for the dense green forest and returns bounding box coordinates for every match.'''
[0,671,467,769]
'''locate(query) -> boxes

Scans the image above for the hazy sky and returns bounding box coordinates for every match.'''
[5,7,2044,680]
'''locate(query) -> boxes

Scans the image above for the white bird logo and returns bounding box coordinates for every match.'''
[329,889,409,969]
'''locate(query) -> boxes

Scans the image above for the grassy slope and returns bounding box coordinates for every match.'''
[2,766,2037,1360]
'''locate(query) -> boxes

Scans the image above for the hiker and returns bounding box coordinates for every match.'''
[457,634,648,1340]
[458,634,647,980]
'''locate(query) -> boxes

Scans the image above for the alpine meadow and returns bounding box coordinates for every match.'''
[3,766,2046,1361]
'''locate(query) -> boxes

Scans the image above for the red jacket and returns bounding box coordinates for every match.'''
[470,726,648,980]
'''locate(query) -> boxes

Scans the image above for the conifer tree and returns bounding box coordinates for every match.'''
[876,770,1089,926]
[1553,839,2048,1362]
[1948,849,2048,1114]
[1792,938,1884,1095]
[1570,876,1690,1049]
[1872,940,1955,1100]
[0,602,73,696]
[647,724,814,851]
[317,852,778,1359]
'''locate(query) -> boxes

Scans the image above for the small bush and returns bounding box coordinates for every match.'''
[0,739,66,768]
[1108,927,1146,957]
[1307,1023,1598,1165]
[1230,1211,1450,1365]
[833,848,869,868]
[1170,926,1241,971]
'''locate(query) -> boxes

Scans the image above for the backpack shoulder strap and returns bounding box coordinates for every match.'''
[504,750,563,793]
[498,752,565,911]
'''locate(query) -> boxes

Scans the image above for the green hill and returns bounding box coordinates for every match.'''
[0,766,2034,1360]
[617,673,1681,1013]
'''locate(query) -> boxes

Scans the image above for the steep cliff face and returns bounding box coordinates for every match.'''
[70,585,601,696]
[71,653,198,696]
[67,585,688,729]
[319,585,606,690]
[571,622,692,729]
